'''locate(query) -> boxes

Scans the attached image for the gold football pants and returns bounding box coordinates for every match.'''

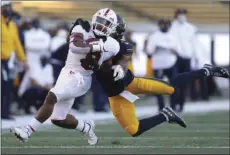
[109,77,174,136]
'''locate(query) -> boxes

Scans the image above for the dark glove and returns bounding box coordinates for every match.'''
[80,52,100,72]
[75,18,91,32]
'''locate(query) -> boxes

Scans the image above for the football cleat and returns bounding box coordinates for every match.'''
[10,126,33,143]
[84,120,98,145]
[161,106,187,128]
[203,64,229,78]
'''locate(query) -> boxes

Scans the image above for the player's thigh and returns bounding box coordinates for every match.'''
[125,77,150,94]
[50,68,92,101]
[50,98,75,120]
[126,77,174,95]
[125,78,140,94]
[108,96,139,130]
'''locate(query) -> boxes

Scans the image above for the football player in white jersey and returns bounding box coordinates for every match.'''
[10,8,123,145]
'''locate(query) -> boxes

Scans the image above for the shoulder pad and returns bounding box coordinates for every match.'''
[104,37,120,55]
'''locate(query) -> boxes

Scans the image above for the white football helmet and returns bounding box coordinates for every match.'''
[92,8,118,36]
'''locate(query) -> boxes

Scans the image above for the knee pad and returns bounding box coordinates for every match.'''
[125,124,139,136]
[112,112,139,136]
[109,96,139,136]
[168,87,175,95]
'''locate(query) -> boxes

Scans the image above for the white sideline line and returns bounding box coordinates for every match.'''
[3,137,229,140]
[2,129,229,135]
[2,145,230,149]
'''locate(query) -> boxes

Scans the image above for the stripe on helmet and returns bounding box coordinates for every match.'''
[104,9,110,16]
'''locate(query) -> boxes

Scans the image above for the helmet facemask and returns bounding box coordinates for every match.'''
[92,16,117,36]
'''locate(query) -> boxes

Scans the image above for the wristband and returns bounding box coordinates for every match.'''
[92,44,101,52]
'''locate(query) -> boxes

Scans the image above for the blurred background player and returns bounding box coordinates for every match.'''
[18,53,54,114]
[170,8,198,111]
[50,23,69,54]
[146,19,179,111]
[1,1,27,119]
[24,18,51,73]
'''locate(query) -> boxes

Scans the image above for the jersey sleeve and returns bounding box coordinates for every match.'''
[146,34,156,55]
[104,36,120,56]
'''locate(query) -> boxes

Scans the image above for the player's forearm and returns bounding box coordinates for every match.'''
[117,55,131,72]
[69,33,101,54]
[69,42,92,53]
[69,33,92,53]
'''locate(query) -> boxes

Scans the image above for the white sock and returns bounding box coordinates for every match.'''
[28,118,42,131]
[76,120,90,133]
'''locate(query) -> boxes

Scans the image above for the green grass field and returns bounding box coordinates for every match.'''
[2,111,229,154]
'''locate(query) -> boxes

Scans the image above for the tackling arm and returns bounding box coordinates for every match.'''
[114,41,133,72]
[117,54,131,72]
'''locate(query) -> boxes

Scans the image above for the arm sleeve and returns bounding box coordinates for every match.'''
[104,37,120,56]
[191,29,198,60]
[171,35,181,53]
[192,36,199,60]
[146,34,156,55]
[13,23,26,61]
[44,33,51,51]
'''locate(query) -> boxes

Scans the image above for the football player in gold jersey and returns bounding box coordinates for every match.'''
[81,16,229,137]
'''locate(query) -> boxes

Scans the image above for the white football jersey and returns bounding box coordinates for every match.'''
[65,25,120,73]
